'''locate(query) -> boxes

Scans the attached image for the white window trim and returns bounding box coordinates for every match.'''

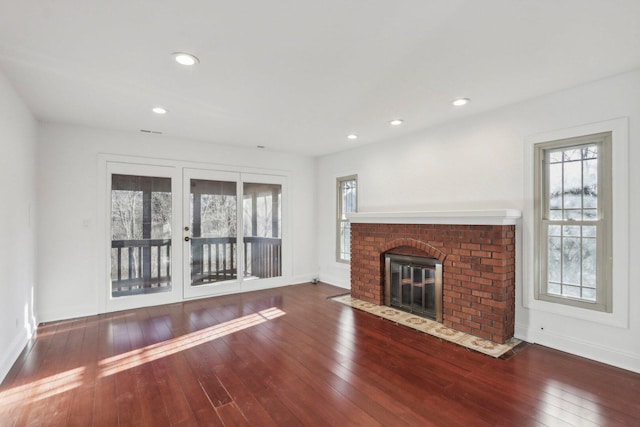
[336,174,357,263]
[523,118,629,328]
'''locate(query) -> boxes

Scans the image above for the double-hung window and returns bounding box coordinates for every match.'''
[534,132,612,312]
[336,175,357,262]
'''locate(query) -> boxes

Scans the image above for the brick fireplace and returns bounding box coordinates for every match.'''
[348,210,519,344]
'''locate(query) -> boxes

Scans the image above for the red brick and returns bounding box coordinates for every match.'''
[350,222,515,343]
[472,329,492,340]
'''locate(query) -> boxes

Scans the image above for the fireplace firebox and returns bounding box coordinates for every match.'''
[385,254,443,322]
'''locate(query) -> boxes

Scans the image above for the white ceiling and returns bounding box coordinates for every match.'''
[1,1,639,156]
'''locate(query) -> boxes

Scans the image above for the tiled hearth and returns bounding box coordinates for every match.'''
[347,210,520,344]
[331,295,521,357]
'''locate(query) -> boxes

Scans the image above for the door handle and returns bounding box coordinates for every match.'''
[184,236,190,242]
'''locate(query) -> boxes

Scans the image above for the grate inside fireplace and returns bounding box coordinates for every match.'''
[384,254,442,322]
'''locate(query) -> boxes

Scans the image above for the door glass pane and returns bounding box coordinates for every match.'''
[190,179,237,285]
[243,182,282,279]
[111,174,172,297]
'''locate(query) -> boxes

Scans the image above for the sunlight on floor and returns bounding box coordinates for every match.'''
[0,308,285,412]
[98,307,286,377]
[0,367,85,407]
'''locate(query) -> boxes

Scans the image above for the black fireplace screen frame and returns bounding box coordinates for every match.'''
[384,253,443,322]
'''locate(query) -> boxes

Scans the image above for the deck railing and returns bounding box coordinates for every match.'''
[110,238,172,296]
[111,236,282,295]
[244,236,282,278]
[190,237,238,285]
[190,236,282,284]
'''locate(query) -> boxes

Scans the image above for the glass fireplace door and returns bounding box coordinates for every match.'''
[385,254,443,322]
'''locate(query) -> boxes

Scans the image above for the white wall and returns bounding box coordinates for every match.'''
[0,70,38,381]
[36,124,317,322]
[316,69,640,373]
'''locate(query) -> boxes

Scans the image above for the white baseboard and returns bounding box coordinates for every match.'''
[514,322,530,342]
[318,272,350,289]
[519,326,640,374]
[38,304,98,324]
[0,329,34,383]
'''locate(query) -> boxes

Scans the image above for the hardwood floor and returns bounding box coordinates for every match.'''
[1,283,639,426]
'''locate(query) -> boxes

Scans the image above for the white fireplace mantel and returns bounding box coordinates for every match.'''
[346,209,521,226]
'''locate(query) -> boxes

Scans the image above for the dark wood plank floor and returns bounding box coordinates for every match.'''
[2,283,639,426]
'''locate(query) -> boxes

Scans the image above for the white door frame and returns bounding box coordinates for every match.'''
[97,155,291,312]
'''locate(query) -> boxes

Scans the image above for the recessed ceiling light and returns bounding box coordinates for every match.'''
[390,119,404,126]
[152,107,168,115]
[347,134,358,140]
[173,52,199,66]
[452,98,471,107]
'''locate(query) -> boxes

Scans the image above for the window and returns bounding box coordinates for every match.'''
[534,132,612,312]
[337,175,357,262]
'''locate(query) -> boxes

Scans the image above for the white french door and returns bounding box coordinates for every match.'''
[182,169,242,299]
[104,160,287,311]
[106,162,183,312]
[182,169,286,299]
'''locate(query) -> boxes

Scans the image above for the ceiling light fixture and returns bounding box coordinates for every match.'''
[390,119,404,126]
[347,134,358,140]
[452,98,471,107]
[173,52,199,66]
[152,107,168,115]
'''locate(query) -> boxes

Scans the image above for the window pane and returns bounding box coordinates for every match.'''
[548,282,561,295]
[340,220,351,261]
[582,237,597,287]
[562,284,581,298]
[562,225,580,237]
[342,179,357,214]
[563,160,582,210]
[548,236,562,282]
[564,148,582,161]
[582,287,596,301]
[337,177,357,261]
[583,225,596,238]
[564,210,581,220]
[549,209,563,220]
[549,143,599,222]
[549,151,563,163]
[583,158,598,208]
[548,163,563,209]
[561,237,581,285]
[583,145,598,159]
